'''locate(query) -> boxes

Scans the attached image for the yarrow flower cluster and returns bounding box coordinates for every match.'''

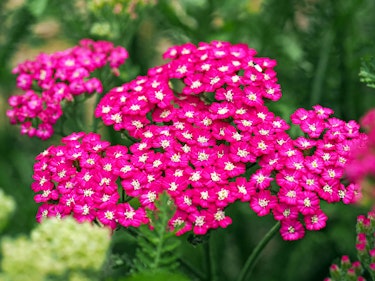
[27,41,365,240]
[32,132,149,229]
[268,105,362,240]
[7,39,128,140]
[88,0,157,18]
[0,216,111,281]
[87,0,157,39]
[325,212,375,281]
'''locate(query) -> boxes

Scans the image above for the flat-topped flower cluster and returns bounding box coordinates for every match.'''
[21,41,364,240]
[7,39,128,139]
[32,132,149,230]
[0,216,110,281]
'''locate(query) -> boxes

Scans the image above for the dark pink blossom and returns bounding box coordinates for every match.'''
[28,41,366,241]
[280,220,305,240]
[8,39,128,140]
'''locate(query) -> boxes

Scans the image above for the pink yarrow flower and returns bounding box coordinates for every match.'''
[7,39,128,140]
[28,41,365,241]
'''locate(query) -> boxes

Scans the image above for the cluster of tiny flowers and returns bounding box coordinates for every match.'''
[7,39,128,140]
[325,256,365,281]
[325,212,375,281]
[88,0,157,18]
[346,109,375,188]
[31,132,149,229]
[91,41,363,240]
[275,105,362,240]
[88,0,157,38]
[95,41,283,235]
[0,216,111,281]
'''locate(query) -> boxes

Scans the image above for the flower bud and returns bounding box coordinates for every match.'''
[356,243,367,255]
[341,255,351,270]
[346,268,358,281]
[357,215,371,233]
[369,263,375,272]
[329,264,341,280]
[357,233,367,244]
[352,261,364,276]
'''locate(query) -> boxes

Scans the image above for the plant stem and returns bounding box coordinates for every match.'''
[204,235,218,281]
[236,221,281,281]
[310,30,334,106]
[204,239,212,281]
[92,93,103,133]
[209,236,218,281]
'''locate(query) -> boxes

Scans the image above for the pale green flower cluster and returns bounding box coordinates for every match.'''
[0,189,15,232]
[87,0,157,38]
[88,0,157,12]
[0,217,111,281]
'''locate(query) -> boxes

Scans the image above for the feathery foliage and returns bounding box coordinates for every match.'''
[360,57,375,89]
[132,193,182,274]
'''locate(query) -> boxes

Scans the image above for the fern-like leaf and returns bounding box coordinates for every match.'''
[132,192,182,274]
[359,57,375,89]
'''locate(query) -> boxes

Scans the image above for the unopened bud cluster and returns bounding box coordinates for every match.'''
[326,212,375,281]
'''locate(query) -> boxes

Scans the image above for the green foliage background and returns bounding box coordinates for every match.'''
[1,0,375,280]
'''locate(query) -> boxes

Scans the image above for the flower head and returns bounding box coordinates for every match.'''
[7,39,128,140]
[29,41,365,241]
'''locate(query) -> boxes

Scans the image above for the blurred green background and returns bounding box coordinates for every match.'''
[1,0,375,280]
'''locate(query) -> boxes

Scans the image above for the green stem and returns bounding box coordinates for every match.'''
[236,221,281,281]
[92,93,103,133]
[202,234,218,281]
[74,109,85,132]
[310,30,334,105]
[151,207,170,270]
[209,236,218,281]
[123,130,139,144]
[204,240,211,280]
[70,99,85,132]
[121,189,125,203]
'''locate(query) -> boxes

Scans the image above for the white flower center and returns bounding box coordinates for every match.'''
[237,148,249,158]
[258,199,269,207]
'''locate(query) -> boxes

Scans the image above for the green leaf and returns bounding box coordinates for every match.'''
[119,270,191,281]
[26,0,49,17]
[161,239,181,253]
[132,192,183,274]
[359,56,375,89]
